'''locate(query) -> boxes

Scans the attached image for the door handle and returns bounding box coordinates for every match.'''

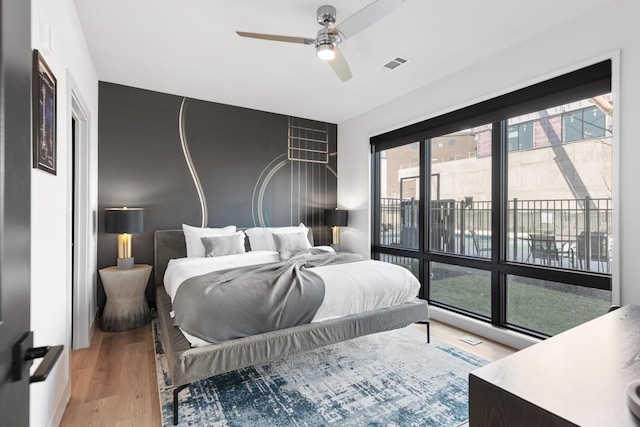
[11,331,64,383]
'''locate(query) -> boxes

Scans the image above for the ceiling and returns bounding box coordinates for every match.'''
[74,0,611,124]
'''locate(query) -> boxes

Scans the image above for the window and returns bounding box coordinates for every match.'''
[563,110,583,142]
[506,275,611,335]
[377,144,420,250]
[429,127,491,258]
[583,106,606,138]
[430,262,491,318]
[371,60,612,338]
[562,106,607,142]
[507,121,533,151]
[507,96,613,277]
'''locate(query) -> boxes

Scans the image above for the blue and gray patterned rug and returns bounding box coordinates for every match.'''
[154,322,487,426]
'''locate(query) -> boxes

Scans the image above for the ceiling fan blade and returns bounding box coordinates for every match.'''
[236,31,314,45]
[328,47,352,82]
[333,0,404,41]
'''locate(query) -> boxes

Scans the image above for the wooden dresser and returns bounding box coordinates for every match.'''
[469,304,640,426]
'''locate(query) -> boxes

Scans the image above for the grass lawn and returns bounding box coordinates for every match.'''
[430,272,611,336]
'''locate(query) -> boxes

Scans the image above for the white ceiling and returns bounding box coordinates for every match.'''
[74,0,611,124]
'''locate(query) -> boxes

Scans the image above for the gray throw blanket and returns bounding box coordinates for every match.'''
[173,250,363,344]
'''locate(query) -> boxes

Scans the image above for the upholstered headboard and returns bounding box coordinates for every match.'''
[154,230,186,287]
[153,227,315,288]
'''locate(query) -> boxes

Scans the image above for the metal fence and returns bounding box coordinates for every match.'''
[379,197,612,273]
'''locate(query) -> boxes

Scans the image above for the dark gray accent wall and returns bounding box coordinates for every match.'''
[98,82,337,308]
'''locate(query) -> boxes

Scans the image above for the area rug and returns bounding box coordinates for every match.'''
[154,321,487,427]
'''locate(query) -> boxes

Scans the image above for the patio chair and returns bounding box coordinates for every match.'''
[469,229,491,257]
[576,231,610,272]
[528,233,574,267]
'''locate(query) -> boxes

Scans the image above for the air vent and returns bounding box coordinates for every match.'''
[382,56,408,71]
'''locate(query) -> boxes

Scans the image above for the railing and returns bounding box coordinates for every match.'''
[379,197,612,274]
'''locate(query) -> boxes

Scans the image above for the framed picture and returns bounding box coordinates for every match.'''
[32,49,57,175]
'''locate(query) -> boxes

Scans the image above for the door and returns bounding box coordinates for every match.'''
[0,0,33,424]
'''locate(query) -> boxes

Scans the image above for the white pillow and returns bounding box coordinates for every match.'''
[244,223,308,251]
[182,224,236,257]
[273,231,312,260]
[200,232,246,257]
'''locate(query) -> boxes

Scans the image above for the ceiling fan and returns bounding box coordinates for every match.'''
[236,0,405,82]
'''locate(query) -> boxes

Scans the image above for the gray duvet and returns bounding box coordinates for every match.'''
[173,250,363,344]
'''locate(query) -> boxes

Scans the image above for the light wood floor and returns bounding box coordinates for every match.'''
[60,324,161,427]
[60,319,515,426]
[414,321,515,362]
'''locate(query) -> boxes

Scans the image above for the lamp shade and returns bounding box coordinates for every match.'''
[316,43,335,60]
[105,208,144,234]
[324,209,348,227]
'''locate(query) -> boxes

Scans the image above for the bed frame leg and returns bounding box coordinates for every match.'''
[173,384,188,425]
[416,320,431,343]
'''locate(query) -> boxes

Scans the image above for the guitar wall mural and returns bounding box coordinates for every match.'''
[98,82,337,308]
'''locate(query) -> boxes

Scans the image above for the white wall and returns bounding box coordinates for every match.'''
[339,0,638,307]
[30,0,98,426]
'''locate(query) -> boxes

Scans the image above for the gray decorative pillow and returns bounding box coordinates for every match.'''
[244,224,309,251]
[273,231,311,260]
[182,223,236,257]
[200,232,246,257]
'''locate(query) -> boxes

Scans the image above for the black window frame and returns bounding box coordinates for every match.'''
[371,60,612,339]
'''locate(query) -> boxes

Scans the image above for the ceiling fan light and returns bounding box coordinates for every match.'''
[316,43,335,61]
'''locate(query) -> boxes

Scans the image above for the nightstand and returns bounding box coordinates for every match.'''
[99,264,152,332]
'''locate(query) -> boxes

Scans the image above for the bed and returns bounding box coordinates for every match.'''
[154,229,430,425]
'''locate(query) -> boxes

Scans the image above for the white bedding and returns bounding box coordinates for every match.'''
[164,249,421,347]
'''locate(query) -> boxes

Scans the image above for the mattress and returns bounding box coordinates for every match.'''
[164,249,421,347]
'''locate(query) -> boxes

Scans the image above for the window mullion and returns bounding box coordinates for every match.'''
[491,122,503,325]
[422,139,430,300]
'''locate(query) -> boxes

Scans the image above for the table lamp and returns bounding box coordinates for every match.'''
[105,207,144,270]
[324,208,348,249]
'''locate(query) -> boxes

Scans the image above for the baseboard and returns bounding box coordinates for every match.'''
[90,308,98,339]
[48,379,71,427]
[429,307,540,350]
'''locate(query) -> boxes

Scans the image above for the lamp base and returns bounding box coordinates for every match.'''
[330,226,342,252]
[117,257,134,270]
